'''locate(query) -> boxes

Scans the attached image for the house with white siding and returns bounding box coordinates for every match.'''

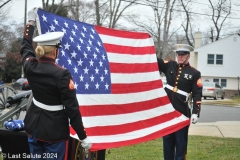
[189,32,240,98]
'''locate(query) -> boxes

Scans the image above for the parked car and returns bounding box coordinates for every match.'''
[202,82,225,100]
[11,78,31,90]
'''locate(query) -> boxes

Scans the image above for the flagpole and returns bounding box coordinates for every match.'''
[22,0,27,78]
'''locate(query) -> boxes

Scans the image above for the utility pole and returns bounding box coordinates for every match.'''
[22,0,27,78]
[24,0,27,26]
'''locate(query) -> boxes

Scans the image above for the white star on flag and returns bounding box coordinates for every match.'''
[36,8,189,151]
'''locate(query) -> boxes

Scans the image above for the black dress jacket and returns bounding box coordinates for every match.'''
[157,58,202,118]
[20,24,86,141]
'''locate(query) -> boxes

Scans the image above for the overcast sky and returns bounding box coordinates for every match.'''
[7,0,240,36]
[8,0,42,23]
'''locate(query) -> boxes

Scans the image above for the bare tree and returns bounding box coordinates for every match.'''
[67,0,139,28]
[202,28,214,45]
[68,0,80,20]
[66,0,108,25]
[0,0,11,9]
[174,33,189,44]
[208,0,232,42]
[162,0,177,59]
[42,0,65,14]
[95,0,101,25]
[107,0,139,29]
[0,27,8,53]
[67,0,96,23]
[129,0,165,57]
[179,0,194,47]
[128,0,179,58]
[0,0,11,53]
[0,0,10,21]
[94,0,109,26]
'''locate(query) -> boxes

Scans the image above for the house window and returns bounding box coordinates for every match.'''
[207,54,223,65]
[213,78,227,87]
[221,79,227,87]
[207,54,214,64]
[216,55,223,65]
[213,79,219,84]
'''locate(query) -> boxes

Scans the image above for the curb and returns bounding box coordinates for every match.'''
[189,121,240,138]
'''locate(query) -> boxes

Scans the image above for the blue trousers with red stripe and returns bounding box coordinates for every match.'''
[28,137,66,160]
[163,125,189,160]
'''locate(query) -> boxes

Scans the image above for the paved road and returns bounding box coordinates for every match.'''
[199,105,240,122]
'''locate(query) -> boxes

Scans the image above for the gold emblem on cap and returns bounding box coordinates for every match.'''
[178,44,182,48]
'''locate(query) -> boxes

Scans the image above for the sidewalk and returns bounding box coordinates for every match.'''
[189,121,240,138]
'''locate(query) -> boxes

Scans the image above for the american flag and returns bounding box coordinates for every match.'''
[36,8,190,151]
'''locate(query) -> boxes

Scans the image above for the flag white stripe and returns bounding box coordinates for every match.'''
[86,115,188,143]
[99,34,154,47]
[111,71,161,84]
[77,88,165,105]
[107,52,157,64]
[82,103,174,127]
[37,9,189,151]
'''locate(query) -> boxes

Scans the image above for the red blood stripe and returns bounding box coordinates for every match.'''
[104,43,156,54]
[64,140,68,160]
[80,95,169,116]
[95,25,151,39]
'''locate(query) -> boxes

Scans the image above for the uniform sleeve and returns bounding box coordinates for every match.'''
[191,71,202,117]
[157,57,169,74]
[58,70,87,140]
[20,24,36,68]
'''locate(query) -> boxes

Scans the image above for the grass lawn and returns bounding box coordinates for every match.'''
[202,96,240,106]
[104,136,240,160]
[1,136,239,160]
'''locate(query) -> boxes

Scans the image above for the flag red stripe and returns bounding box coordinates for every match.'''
[111,80,162,94]
[104,44,156,54]
[95,26,151,39]
[70,126,76,135]
[89,120,190,151]
[85,111,182,135]
[109,62,159,73]
[38,9,188,152]
[80,95,169,116]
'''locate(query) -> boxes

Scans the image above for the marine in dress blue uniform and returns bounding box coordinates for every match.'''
[157,44,202,160]
[20,8,91,160]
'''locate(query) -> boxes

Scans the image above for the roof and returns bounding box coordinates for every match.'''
[194,34,239,51]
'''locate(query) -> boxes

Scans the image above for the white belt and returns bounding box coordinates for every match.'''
[33,97,64,111]
[165,84,188,97]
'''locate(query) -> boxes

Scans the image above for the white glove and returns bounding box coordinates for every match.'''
[191,114,198,124]
[28,7,38,22]
[81,137,92,150]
